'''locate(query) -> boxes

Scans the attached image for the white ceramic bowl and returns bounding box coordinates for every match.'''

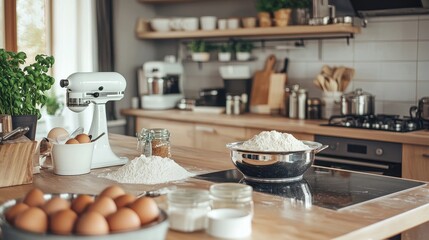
[0,193,169,240]
[219,65,251,79]
[207,209,252,239]
[150,18,171,32]
[51,142,94,175]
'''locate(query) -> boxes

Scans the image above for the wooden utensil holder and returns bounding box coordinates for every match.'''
[0,136,38,188]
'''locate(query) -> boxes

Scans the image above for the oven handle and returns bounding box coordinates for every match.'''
[316,156,390,170]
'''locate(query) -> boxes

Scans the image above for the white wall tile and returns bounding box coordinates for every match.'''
[353,81,416,101]
[354,42,418,61]
[286,41,320,61]
[419,20,429,40]
[418,61,429,81]
[418,41,429,60]
[417,81,429,99]
[382,101,415,116]
[356,20,418,41]
[354,62,417,81]
[322,40,354,61]
[368,16,419,23]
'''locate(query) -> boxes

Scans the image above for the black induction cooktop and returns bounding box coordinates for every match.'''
[195,167,426,210]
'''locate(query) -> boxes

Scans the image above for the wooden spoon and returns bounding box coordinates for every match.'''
[316,74,327,92]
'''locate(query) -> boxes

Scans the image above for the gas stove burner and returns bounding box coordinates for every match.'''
[325,114,424,132]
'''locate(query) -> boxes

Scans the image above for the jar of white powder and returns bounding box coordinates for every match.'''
[209,183,253,216]
[167,188,210,232]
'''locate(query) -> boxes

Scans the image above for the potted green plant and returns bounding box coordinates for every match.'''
[234,40,254,61]
[218,42,234,62]
[0,49,55,140]
[44,92,65,131]
[188,40,211,62]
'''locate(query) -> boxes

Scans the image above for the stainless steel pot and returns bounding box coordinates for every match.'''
[340,88,375,115]
[418,97,429,121]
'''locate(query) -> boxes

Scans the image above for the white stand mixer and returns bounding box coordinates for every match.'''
[60,72,128,168]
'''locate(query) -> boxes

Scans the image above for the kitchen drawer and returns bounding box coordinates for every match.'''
[246,128,314,141]
[136,118,194,148]
[402,144,429,181]
[194,124,247,152]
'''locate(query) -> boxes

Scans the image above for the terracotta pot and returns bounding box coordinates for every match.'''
[274,8,292,27]
[274,8,292,19]
[257,11,272,27]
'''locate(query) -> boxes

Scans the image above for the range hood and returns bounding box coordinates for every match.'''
[331,0,429,17]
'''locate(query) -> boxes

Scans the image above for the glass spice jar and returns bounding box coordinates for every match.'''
[137,128,171,158]
[167,188,211,232]
[209,183,253,216]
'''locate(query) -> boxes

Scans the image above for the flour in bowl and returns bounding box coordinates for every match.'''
[240,130,310,151]
[97,155,195,184]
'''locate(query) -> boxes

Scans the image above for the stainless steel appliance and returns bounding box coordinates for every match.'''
[340,88,375,116]
[140,61,184,110]
[314,135,402,177]
[410,97,429,127]
[325,114,424,132]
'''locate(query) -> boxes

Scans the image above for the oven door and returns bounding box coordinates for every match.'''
[314,155,402,177]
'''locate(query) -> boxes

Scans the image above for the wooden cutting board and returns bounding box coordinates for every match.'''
[250,55,276,106]
[268,73,287,112]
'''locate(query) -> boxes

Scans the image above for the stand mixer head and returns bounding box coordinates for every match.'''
[60,72,128,168]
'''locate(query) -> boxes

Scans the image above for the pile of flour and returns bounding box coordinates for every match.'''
[98,155,195,184]
[240,130,310,151]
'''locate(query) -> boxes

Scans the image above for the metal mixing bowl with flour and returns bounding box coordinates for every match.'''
[226,141,328,183]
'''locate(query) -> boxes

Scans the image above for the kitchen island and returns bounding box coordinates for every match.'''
[1,134,429,239]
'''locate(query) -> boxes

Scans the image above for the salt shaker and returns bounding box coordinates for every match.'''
[226,95,233,115]
[233,95,241,115]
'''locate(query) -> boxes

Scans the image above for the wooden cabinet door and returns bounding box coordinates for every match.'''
[246,128,314,141]
[136,118,194,148]
[402,144,429,181]
[194,124,247,152]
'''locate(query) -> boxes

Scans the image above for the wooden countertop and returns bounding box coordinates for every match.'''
[122,109,429,146]
[1,134,429,239]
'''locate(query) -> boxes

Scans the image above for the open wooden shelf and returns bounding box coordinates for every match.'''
[136,19,361,40]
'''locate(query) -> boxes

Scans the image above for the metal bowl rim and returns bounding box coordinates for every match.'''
[226,140,323,154]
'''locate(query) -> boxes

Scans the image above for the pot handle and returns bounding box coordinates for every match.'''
[315,145,329,154]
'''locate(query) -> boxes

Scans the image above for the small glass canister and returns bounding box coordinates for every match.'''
[137,128,171,158]
[209,183,253,215]
[167,188,211,232]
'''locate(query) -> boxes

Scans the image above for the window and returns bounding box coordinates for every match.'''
[3,0,50,59]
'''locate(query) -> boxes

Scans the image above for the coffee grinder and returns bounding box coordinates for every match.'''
[139,61,184,109]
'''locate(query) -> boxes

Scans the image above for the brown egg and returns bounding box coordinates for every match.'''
[129,197,160,225]
[49,209,78,235]
[106,208,141,233]
[71,195,95,215]
[41,197,71,215]
[75,134,91,144]
[47,127,69,140]
[86,196,117,217]
[65,138,79,144]
[5,203,29,224]
[14,207,48,234]
[99,185,125,199]
[114,194,136,209]
[23,188,45,207]
[75,211,109,236]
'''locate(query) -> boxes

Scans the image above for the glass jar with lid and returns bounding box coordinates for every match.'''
[209,183,253,215]
[167,188,210,232]
[136,128,171,158]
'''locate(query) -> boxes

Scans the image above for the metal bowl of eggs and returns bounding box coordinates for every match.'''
[226,141,328,183]
[0,189,168,240]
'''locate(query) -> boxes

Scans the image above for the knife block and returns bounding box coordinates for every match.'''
[0,136,38,188]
